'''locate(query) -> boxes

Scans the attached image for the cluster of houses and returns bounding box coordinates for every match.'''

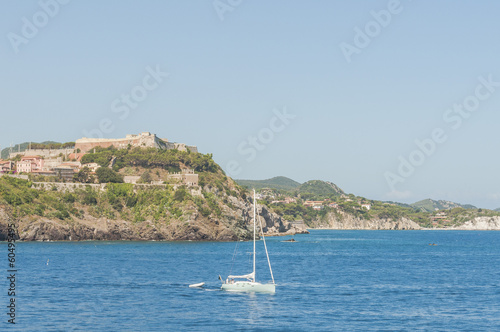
[430,212,450,225]
[0,132,200,186]
[0,154,199,186]
[254,188,372,211]
[0,160,14,173]
[0,155,83,181]
[255,190,298,204]
[303,200,371,211]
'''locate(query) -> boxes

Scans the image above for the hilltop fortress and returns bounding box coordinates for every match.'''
[2,133,198,180]
[75,132,197,153]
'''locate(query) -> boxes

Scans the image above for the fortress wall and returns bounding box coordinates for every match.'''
[75,133,197,153]
[77,137,159,151]
[9,148,75,159]
[187,145,198,153]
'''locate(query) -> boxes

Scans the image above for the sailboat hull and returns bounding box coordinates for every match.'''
[220,190,276,294]
[221,281,275,293]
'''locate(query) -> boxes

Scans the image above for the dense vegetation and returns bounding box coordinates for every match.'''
[29,142,75,150]
[444,207,500,226]
[0,174,241,224]
[237,177,345,200]
[269,200,325,225]
[411,198,477,212]
[81,146,220,174]
[255,181,500,228]
[0,144,254,230]
[95,167,124,183]
[0,176,82,220]
[236,176,301,191]
[3,146,499,230]
[262,196,431,227]
[297,180,345,200]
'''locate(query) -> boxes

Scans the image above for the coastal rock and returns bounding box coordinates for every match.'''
[453,216,500,230]
[315,211,421,230]
[258,205,305,236]
[0,195,306,241]
[0,206,18,241]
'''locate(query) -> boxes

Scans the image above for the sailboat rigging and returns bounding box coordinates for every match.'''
[220,189,276,293]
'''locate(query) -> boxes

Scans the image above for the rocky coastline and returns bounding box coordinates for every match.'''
[312,210,422,230]
[310,210,500,231]
[3,206,500,242]
[0,204,308,242]
[451,216,500,230]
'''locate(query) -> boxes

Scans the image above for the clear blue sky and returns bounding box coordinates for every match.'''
[1,1,500,209]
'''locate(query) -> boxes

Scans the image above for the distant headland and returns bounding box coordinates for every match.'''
[0,132,306,241]
[1,133,499,242]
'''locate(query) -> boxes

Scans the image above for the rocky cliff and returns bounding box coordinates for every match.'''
[0,206,18,241]
[0,199,306,242]
[314,210,421,230]
[453,216,500,230]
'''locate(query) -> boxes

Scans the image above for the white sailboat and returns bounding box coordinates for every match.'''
[221,189,276,293]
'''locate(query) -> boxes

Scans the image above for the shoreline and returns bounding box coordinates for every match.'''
[308,228,500,231]
[3,228,499,243]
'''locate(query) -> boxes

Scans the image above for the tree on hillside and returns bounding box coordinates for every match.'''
[138,170,152,184]
[96,167,123,183]
[74,167,95,183]
[174,186,188,202]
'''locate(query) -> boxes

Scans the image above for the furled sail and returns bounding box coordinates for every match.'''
[227,272,255,280]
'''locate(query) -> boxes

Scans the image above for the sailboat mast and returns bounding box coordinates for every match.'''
[253,189,256,282]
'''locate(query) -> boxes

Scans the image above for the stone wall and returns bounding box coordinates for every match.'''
[9,148,75,159]
[75,132,160,153]
[75,132,198,153]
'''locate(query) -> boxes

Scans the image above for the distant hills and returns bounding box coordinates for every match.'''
[297,180,344,196]
[1,141,64,159]
[236,176,485,212]
[382,201,414,208]
[235,176,301,191]
[235,177,344,197]
[410,199,477,212]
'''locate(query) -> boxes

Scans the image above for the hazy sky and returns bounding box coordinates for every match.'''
[1,1,500,209]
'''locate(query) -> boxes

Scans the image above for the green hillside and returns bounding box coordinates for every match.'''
[236,177,345,200]
[235,176,301,191]
[411,199,477,212]
[0,146,262,241]
[297,180,344,199]
[382,201,414,208]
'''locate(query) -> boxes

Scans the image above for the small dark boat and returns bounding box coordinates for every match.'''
[282,238,296,242]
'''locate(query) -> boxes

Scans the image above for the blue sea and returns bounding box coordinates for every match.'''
[3,230,500,331]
